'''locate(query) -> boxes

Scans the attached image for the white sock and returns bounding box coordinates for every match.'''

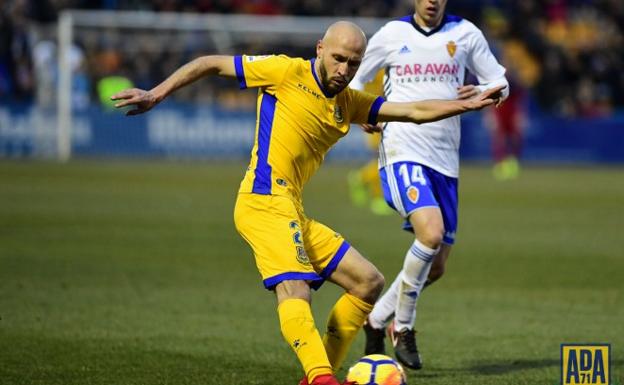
[367,273,401,329]
[394,239,438,331]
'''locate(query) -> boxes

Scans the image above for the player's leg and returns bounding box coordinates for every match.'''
[504,115,522,179]
[364,163,441,355]
[491,110,509,180]
[324,246,384,371]
[302,218,384,372]
[395,207,443,328]
[425,243,452,288]
[393,167,458,369]
[347,165,369,208]
[349,132,392,216]
[234,194,335,385]
[366,163,458,369]
[275,280,338,384]
[384,206,442,369]
[366,240,445,343]
[364,133,392,216]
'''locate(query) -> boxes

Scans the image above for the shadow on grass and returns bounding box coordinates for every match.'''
[468,358,560,375]
[412,358,623,381]
[469,358,624,376]
[406,358,559,378]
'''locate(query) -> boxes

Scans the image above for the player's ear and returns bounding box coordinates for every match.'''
[316,40,323,58]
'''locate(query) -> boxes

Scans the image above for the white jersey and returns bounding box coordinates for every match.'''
[351,14,509,177]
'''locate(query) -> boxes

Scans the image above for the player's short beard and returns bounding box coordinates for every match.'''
[319,58,345,95]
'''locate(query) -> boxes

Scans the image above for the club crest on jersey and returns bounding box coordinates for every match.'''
[296,246,310,265]
[446,41,457,58]
[407,186,420,203]
[333,106,344,123]
[290,221,310,265]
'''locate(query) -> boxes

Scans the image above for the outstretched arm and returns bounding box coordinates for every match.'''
[377,85,506,124]
[111,55,235,115]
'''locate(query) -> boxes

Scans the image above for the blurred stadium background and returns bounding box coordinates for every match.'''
[1,0,623,161]
[1,1,623,385]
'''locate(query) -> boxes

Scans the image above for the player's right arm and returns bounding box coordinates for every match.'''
[111,55,236,115]
[463,27,509,105]
[377,85,506,124]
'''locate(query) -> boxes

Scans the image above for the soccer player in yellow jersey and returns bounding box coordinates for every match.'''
[112,21,504,385]
[346,69,393,215]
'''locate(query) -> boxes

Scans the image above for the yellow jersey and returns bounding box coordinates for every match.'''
[234,54,384,200]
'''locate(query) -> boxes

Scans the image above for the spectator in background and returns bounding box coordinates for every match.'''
[347,69,393,216]
[481,7,537,180]
[32,40,91,109]
[1,0,622,115]
[488,77,525,180]
[0,0,34,102]
[576,77,612,118]
[0,5,15,99]
[32,40,56,107]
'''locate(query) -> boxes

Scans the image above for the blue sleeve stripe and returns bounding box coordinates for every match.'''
[263,272,322,290]
[251,93,276,195]
[367,96,385,125]
[234,55,247,90]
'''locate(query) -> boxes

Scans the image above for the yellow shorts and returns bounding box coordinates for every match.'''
[234,193,349,290]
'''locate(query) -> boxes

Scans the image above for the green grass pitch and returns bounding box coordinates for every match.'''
[1,160,622,385]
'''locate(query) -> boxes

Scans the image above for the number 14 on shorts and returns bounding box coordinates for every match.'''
[398,164,427,186]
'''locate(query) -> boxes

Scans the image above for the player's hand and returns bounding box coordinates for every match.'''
[359,123,383,134]
[464,85,506,111]
[111,88,158,116]
[457,84,480,100]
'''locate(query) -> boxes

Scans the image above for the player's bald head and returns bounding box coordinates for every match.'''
[314,21,367,95]
[321,21,367,56]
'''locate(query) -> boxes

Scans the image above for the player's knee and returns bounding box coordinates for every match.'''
[351,268,384,304]
[415,227,444,249]
[275,280,311,303]
[369,270,385,300]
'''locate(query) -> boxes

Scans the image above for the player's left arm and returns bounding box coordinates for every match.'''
[462,28,509,105]
[376,85,506,124]
[111,55,236,115]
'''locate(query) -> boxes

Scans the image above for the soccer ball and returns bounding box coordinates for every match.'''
[346,354,407,385]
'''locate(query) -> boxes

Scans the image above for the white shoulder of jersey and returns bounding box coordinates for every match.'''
[350,17,418,90]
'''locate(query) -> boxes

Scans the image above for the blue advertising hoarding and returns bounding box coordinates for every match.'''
[1,103,623,164]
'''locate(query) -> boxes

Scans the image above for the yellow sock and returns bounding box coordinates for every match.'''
[278,299,333,382]
[322,293,374,371]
